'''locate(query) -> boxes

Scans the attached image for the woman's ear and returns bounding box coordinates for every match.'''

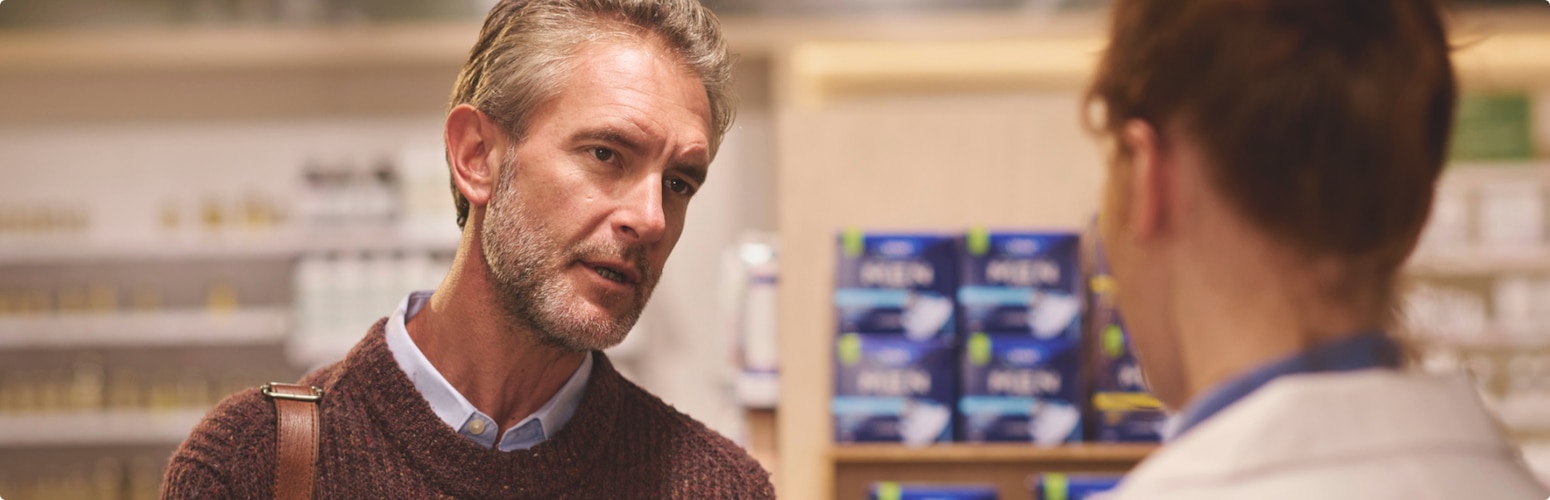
[445,104,505,209]
[1120,119,1170,242]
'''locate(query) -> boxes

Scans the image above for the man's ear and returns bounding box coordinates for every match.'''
[1120,119,1170,242]
[445,104,506,209]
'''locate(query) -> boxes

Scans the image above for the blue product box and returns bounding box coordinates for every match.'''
[835,231,959,341]
[870,482,998,500]
[834,333,956,445]
[1090,318,1166,442]
[1033,474,1121,500]
[958,332,1082,445]
[958,229,1083,342]
[1087,233,1166,443]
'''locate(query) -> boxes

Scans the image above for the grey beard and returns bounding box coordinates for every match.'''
[479,156,656,352]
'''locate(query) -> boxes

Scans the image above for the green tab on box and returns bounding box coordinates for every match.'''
[843,227,865,257]
[967,226,990,256]
[968,332,992,366]
[1452,93,1533,161]
[838,333,862,366]
[1044,473,1069,500]
[876,482,902,500]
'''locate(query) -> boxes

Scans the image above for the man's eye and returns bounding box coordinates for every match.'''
[666,178,695,196]
[591,147,616,163]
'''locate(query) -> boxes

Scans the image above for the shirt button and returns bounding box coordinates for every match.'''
[467,418,487,435]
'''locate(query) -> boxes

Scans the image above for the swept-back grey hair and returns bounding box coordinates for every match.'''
[448,0,736,229]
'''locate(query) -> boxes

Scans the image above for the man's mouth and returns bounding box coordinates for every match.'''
[592,265,629,284]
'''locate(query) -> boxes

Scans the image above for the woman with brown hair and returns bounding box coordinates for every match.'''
[1088,0,1546,498]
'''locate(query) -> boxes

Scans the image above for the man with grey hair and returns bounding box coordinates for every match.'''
[163,0,774,497]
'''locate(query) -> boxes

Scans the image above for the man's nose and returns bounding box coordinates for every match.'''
[614,175,667,244]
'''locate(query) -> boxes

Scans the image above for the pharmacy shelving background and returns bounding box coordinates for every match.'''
[0,15,779,498]
[0,6,1548,500]
[769,15,1550,500]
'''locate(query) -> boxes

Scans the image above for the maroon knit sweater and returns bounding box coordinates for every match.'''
[162,320,774,499]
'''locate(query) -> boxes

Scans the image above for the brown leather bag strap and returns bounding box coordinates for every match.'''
[261,382,323,500]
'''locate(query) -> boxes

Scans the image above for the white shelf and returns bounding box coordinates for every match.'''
[286,334,363,369]
[0,308,290,349]
[0,228,459,265]
[0,235,298,264]
[1407,248,1550,276]
[0,409,207,447]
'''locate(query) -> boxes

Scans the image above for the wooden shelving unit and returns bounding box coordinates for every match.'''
[831,443,1155,464]
[829,444,1154,499]
[772,11,1550,500]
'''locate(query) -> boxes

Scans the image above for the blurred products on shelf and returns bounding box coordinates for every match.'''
[1084,226,1166,443]
[0,354,270,415]
[1031,473,1120,500]
[0,205,89,237]
[290,249,452,365]
[832,229,1137,447]
[0,455,163,500]
[958,231,1085,445]
[834,232,962,445]
[722,233,781,409]
[1451,93,1534,161]
[868,482,998,500]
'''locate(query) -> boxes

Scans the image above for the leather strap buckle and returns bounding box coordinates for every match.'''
[263,381,323,500]
[262,382,323,402]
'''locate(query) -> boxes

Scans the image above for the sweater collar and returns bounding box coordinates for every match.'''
[337,321,623,497]
[384,290,593,451]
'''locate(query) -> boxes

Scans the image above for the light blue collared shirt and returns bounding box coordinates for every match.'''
[384,291,593,451]
[1166,331,1401,440]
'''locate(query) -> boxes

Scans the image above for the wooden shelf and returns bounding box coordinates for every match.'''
[0,9,1539,81]
[831,443,1156,464]
[0,12,1110,75]
[830,444,1153,500]
[0,308,290,349]
[0,409,207,447]
[1418,337,1550,354]
[1408,248,1550,276]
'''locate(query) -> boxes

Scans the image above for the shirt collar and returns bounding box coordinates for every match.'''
[1168,331,1401,440]
[384,291,593,451]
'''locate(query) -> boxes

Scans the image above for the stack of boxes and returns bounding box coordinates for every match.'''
[1084,232,1167,442]
[833,231,959,445]
[834,227,1165,445]
[957,230,1084,445]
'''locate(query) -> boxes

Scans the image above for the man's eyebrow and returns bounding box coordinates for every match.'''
[672,162,709,186]
[570,127,645,154]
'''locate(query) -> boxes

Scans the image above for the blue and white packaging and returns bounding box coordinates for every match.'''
[869,482,998,500]
[1033,474,1121,500]
[1087,230,1166,443]
[1090,317,1166,442]
[958,332,1082,445]
[835,231,959,341]
[834,333,956,445]
[958,230,1082,341]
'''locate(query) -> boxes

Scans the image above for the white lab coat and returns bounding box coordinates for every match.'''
[1109,370,1547,500]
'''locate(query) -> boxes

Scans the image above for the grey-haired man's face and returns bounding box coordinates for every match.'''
[481,39,713,351]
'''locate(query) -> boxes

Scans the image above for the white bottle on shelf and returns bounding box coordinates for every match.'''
[1477,181,1544,251]
[332,253,364,340]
